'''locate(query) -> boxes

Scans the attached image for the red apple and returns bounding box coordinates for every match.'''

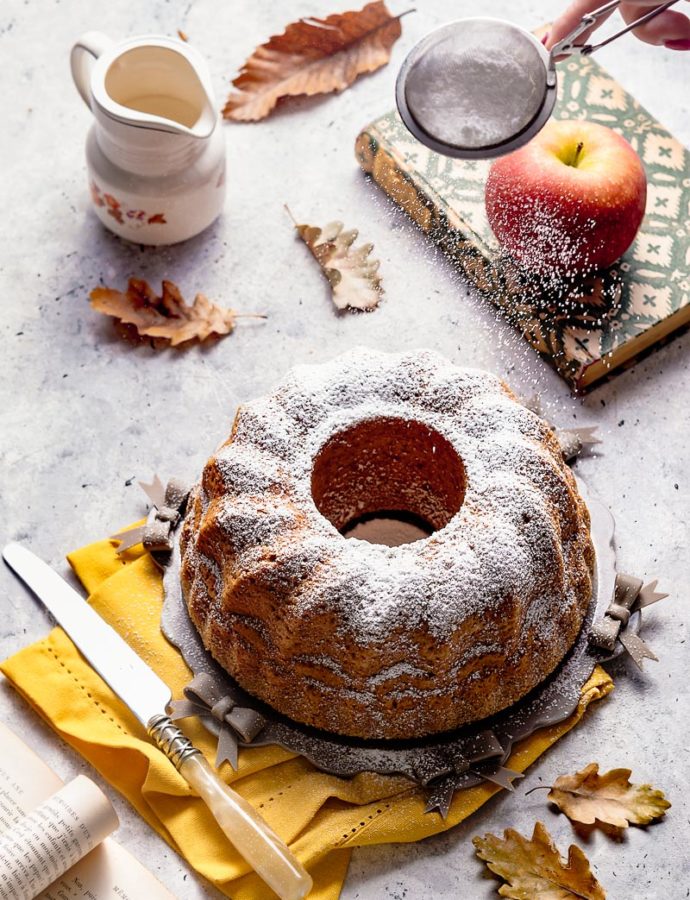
[485,119,647,275]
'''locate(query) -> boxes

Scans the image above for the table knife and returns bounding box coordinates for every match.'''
[2,542,312,900]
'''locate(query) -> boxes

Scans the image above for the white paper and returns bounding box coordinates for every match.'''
[0,776,117,899]
[0,723,174,900]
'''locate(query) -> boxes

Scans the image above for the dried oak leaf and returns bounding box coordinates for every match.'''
[90,278,260,346]
[292,215,383,311]
[474,821,606,899]
[223,1,403,121]
[547,763,671,829]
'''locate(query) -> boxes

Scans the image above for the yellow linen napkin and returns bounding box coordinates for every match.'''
[1,533,613,899]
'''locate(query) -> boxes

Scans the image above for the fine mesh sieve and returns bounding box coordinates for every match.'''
[396,0,681,159]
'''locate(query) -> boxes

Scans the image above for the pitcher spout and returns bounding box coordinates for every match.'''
[186,92,217,140]
[78,34,219,138]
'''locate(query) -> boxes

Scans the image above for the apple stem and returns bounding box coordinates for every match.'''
[573,141,584,167]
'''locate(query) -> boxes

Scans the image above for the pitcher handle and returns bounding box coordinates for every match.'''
[70,31,113,107]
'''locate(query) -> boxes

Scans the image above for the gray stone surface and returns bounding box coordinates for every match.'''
[1,0,688,897]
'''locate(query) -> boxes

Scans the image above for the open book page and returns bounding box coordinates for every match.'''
[0,723,175,900]
[0,775,118,898]
[0,725,62,823]
[34,839,176,900]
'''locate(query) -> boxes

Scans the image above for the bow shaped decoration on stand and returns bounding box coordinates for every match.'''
[424,764,525,819]
[588,573,669,668]
[522,395,601,462]
[555,426,601,463]
[420,730,523,818]
[168,672,267,769]
[111,476,189,557]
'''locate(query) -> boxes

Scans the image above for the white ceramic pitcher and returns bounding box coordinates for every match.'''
[71,32,226,245]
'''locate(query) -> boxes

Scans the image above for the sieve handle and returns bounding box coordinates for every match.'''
[550,0,680,59]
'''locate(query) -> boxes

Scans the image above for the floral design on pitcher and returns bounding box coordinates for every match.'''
[90,181,167,227]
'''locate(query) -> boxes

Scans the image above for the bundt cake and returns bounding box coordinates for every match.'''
[179,348,594,740]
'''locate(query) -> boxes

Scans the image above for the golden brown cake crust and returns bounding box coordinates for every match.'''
[180,348,594,740]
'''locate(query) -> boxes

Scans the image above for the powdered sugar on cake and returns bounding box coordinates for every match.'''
[179,347,593,738]
[201,349,573,641]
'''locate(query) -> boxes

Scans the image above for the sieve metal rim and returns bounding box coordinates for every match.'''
[395,17,558,160]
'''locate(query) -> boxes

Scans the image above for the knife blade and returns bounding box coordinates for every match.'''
[2,542,312,900]
[3,542,170,725]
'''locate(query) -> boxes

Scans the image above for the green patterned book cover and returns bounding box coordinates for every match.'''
[355,53,690,391]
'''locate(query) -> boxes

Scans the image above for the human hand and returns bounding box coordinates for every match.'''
[547,1,690,51]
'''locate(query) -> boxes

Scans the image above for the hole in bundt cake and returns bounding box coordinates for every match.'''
[341,509,435,545]
[310,417,466,546]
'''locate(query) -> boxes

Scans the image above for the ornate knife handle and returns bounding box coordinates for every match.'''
[148,715,312,900]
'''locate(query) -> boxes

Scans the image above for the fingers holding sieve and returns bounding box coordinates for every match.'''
[549,0,690,51]
[547,0,618,51]
[618,2,690,46]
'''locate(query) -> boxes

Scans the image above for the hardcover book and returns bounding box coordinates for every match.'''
[355,53,690,391]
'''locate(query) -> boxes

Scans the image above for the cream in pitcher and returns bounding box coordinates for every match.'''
[71,32,226,245]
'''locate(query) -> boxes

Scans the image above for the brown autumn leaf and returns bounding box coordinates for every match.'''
[547,763,671,829]
[474,821,606,900]
[90,278,262,346]
[290,212,383,311]
[223,1,404,121]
